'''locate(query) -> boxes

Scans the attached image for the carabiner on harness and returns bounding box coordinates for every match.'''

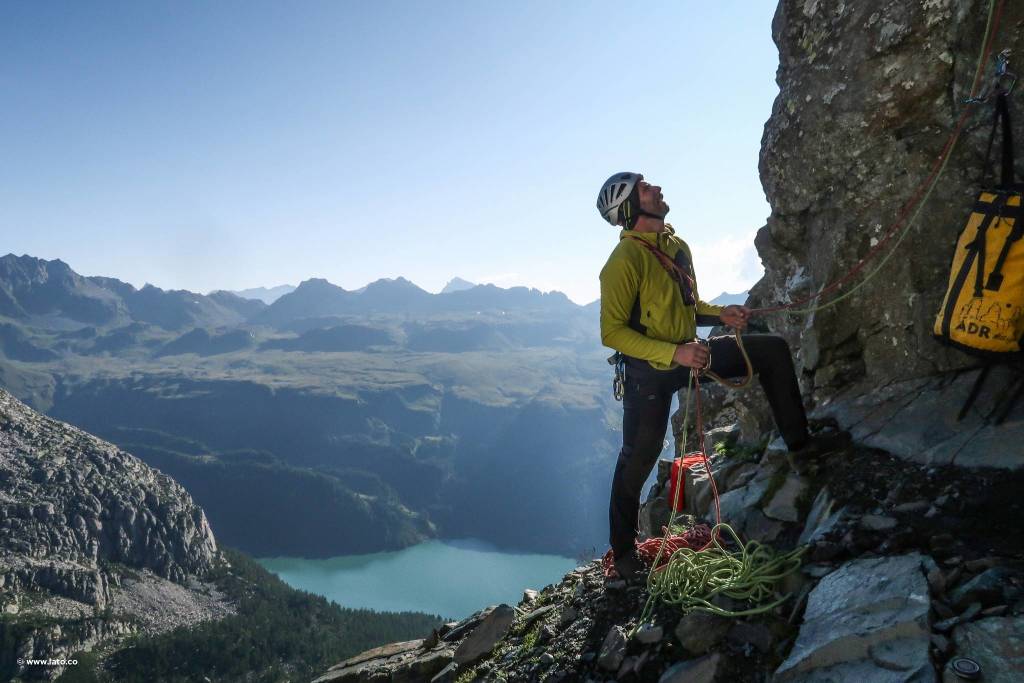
[608,351,627,401]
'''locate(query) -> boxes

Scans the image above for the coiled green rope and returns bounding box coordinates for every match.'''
[646,522,806,618]
[630,377,807,634]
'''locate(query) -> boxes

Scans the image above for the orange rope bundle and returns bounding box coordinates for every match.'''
[602,524,713,578]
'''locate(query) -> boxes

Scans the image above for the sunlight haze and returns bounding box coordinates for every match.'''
[1,0,779,304]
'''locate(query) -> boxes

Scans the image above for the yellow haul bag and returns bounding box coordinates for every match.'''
[935,89,1024,355]
[933,190,1024,354]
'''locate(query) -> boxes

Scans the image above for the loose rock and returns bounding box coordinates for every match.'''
[597,626,626,671]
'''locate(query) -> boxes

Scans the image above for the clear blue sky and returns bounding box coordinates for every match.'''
[1,1,779,305]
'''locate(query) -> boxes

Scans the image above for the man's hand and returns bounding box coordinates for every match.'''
[720,305,751,331]
[673,342,710,369]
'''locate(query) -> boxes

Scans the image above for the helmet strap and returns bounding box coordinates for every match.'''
[620,185,665,229]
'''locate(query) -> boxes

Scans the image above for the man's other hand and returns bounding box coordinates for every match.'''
[720,305,751,331]
[673,342,710,369]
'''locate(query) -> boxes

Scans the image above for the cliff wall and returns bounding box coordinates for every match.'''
[747,0,1024,467]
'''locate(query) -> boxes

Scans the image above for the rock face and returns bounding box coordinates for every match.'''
[0,388,218,603]
[311,638,452,683]
[0,387,230,680]
[744,0,1024,470]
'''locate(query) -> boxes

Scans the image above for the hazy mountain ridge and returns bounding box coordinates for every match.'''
[0,255,619,560]
[254,276,580,326]
[0,254,251,332]
[708,290,748,307]
[226,284,296,304]
[0,254,587,337]
[0,255,598,362]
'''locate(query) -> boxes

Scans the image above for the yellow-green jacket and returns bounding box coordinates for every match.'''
[599,224,724,371]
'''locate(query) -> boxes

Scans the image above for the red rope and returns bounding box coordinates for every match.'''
[602,524,714,578]
[626,236,698,295]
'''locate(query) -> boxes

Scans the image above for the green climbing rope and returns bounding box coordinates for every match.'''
[646,523,807,618]
[630,378,807,635]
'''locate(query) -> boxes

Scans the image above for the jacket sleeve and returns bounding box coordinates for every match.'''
[599,249,678,366]
[696,299,725,318]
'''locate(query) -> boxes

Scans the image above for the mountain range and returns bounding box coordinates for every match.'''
[0,252,749,559]
[228,283,296,304]
[0,253,619,559]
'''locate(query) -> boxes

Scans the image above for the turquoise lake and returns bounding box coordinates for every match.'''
[256,539,582,620]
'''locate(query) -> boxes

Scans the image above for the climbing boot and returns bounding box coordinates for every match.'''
[612,550,648,586]
[786,432,848,474]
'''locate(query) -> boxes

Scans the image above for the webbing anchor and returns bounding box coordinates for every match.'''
[965,49,1016,103]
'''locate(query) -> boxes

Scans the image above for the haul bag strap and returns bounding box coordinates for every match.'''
[1000,91,1014,189]
[974,220,989,298]
[942,204,1001,339]
[972,198,1024,218]
[982,90,1016,189]
[986,207,1024,291]
[966,192,1009,297]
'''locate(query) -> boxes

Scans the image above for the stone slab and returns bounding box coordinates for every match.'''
[775,553,932,681]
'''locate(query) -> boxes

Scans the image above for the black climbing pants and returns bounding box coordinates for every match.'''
[608,334,808,559]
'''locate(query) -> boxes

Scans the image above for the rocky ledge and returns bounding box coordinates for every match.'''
[314,421,1024,682]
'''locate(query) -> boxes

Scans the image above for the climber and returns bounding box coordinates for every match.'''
[596,171,814,583]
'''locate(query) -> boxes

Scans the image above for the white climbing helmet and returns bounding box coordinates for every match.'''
[596,172,642,227]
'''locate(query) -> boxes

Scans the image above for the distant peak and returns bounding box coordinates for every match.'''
[225,284,296,304]
[709,290,749,306]
[296,277,342,290]
[441,277,476,294]
[362,277,426,293]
